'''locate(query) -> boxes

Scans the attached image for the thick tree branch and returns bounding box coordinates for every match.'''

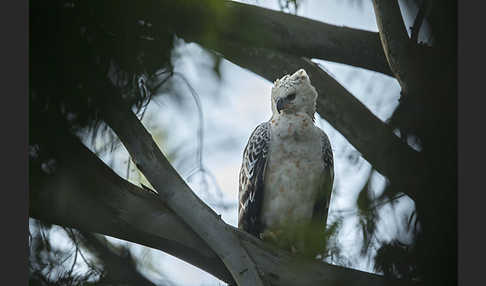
[371,0,419,91]
[212,43,423,201]
[97,0,392,76]
[29,132,420,286]
[29,131,234,283]
[217,1,392,76]
[100,95,264,286]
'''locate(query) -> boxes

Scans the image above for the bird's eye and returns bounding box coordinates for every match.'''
[287,93,296,100]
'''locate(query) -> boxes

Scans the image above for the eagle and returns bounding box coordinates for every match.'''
[238,69,334,256]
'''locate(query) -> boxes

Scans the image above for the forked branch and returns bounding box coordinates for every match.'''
[100,93,264,286]
[29,130,421,286]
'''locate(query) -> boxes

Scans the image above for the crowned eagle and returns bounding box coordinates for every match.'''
[238,69,334,256]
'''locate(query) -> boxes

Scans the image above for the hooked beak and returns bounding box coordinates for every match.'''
[276,97,290,113]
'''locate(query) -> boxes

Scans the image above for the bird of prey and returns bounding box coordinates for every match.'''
[238,69,334,256]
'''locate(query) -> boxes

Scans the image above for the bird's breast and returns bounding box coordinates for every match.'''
[261,113,325,229]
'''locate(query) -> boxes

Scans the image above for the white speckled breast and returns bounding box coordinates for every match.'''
[261,112,325,229]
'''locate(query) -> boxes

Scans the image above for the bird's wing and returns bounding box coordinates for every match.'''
[312,131,334,225]
[238,122,271,237]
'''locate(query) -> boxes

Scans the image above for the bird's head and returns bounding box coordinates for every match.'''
[271,69,318,118]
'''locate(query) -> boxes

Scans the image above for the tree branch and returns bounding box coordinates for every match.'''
[73,231,158,286]
[410,0,426,43]
[99,0,392,76]
[29,132,420,286]
[371,0,418,91]
[220,1,393,76]
[211,43,423,201]
[29,131,235,283]
[100,94,264,286]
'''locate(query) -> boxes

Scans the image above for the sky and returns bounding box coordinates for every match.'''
[38,1,420,285]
